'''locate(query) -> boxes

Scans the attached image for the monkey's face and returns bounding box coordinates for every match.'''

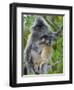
[39,33,56,46]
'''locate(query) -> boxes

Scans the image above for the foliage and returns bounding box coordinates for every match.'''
[23,15,35,47]
[23,15,63,74]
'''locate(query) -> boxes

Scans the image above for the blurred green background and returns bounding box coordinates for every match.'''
[22,15,63,74]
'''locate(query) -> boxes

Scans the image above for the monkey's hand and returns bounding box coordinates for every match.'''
[32,43,42,55]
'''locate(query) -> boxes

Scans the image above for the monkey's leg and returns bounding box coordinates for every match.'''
[23,63,30,75]
[41,64,48,74]
[24,43,34,74]
[27,65,35,74]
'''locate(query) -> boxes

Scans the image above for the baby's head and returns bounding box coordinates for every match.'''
[39,32,57,46]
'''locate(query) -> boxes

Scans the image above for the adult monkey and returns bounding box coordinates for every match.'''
[23,16,51,75]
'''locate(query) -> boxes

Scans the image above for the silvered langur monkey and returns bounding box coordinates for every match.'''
[23,16,62,75]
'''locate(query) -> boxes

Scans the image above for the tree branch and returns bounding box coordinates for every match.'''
[43,16,63,34]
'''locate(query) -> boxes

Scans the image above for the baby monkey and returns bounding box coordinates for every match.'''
[33,33,57,74]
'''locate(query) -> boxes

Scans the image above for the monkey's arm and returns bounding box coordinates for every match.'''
[24,34,33,63]
[23,33,35,74]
